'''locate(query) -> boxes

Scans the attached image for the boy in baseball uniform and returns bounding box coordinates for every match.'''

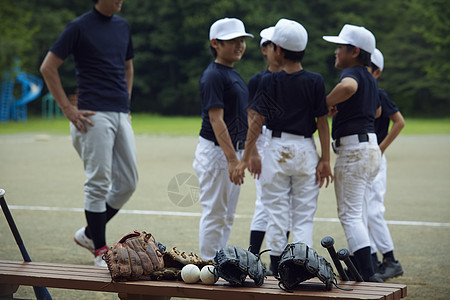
[367,48,405,280]
[248,26,286,260]
[233,18,333,276]
[193,18,253,260]
[323,24,383,282]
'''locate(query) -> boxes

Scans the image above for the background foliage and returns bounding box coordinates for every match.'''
[1,0,449,117]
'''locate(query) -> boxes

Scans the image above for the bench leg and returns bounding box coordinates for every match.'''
[0,284,19,298]
[118,293,171,300]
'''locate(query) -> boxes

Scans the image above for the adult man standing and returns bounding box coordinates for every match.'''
[40,0,138,266]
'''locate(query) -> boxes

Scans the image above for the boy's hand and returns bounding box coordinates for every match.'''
[231,160,247,185]
[248,152,262,179]
[228,158,240,183]
[316,159,333,188]
[327,105,338,117]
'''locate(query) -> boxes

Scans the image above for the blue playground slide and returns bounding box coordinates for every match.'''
[0,72,43,122]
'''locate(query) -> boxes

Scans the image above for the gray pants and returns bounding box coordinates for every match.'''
[71,112,138,212]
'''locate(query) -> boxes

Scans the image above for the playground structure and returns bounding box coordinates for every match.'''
[0,61,44,123]
[41,93,63,120]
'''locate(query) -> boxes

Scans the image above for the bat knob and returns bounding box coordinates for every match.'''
[321,236,335,248]
[0,189,5,197]
[337,248,350,260]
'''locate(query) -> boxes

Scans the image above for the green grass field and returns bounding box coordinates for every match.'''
[1,114,450,136]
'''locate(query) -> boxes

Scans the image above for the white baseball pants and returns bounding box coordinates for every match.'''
[251,128,292,233]
[71,112,138,212]
[260,133,320,256]
[193,137,242,260]
[334,133,381,254]
[368,154,394,254]
[251,127,269,232]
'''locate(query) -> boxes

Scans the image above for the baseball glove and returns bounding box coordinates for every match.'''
[150,247,214,281]
[214,245,266,286]
[277,242,335,292]
[103,230,165,281]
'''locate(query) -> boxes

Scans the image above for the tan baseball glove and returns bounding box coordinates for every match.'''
[150,247,214,281]
[103,230,165,281]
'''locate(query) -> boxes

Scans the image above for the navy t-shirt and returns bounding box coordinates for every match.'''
[375,89,399,144]
[251,70,328,137]
[199,62,249,145]
[248,69,269,103]
[50,8,134,113]
[332,66,379,140]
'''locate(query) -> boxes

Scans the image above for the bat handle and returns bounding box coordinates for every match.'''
[337,248,364,282]
[0,189,53,299]
[0,190,32,262]
[321,236,349,281]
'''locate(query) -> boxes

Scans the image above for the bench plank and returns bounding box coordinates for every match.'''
[0,260,406,300]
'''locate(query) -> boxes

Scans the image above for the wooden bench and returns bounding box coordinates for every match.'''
[0,260,407,300]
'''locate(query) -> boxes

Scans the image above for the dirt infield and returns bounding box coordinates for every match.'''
[1,133,449,299]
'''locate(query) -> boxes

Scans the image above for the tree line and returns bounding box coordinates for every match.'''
[1,0,449,117]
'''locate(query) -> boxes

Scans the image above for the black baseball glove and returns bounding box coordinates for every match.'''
[214,245,266,286]
[277,242,335,291]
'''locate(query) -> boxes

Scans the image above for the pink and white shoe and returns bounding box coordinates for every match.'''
[94,245,109,267]
[74,227,95,254]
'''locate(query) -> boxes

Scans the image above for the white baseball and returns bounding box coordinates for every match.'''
[200,265,217,284]
[181,264,200,283]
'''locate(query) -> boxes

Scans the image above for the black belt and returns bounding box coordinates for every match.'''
[335,133,369,147]
[271,130,311,138]
[272,131,283,138]
[214,140,245,151]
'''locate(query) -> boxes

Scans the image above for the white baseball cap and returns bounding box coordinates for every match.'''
[322,24,376,54]
[371,48,384,71]
[261,19,308,52]
[209,18,254,40]
[259,26,274,46]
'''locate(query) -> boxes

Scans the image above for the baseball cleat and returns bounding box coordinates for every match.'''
[74,227,95,254]
[378,259,404,280]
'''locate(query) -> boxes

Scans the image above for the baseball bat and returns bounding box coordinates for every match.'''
[0,189,53,300]
[320,236,349,281]
[337,248,364,282]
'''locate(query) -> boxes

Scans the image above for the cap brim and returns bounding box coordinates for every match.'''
[216,32,254,40]
[260,27,275,41]
[322,35,349,45]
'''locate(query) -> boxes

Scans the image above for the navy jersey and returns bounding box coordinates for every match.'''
[375,89,399,144]
[251,70,328,137]
[332,66,379,140]
[199,62,249,145]
[248,69,270,104]
[51,8,134,113]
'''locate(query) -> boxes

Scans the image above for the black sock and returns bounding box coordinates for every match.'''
[85,210,107,251]
[383,251,395,262]
[354,246,375,280]
[270,255,281,276]
[372,253,380,264]
[84,226,92,239]
[249,231,265,254]
[85,204,118,240]
[106,203,119,222]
